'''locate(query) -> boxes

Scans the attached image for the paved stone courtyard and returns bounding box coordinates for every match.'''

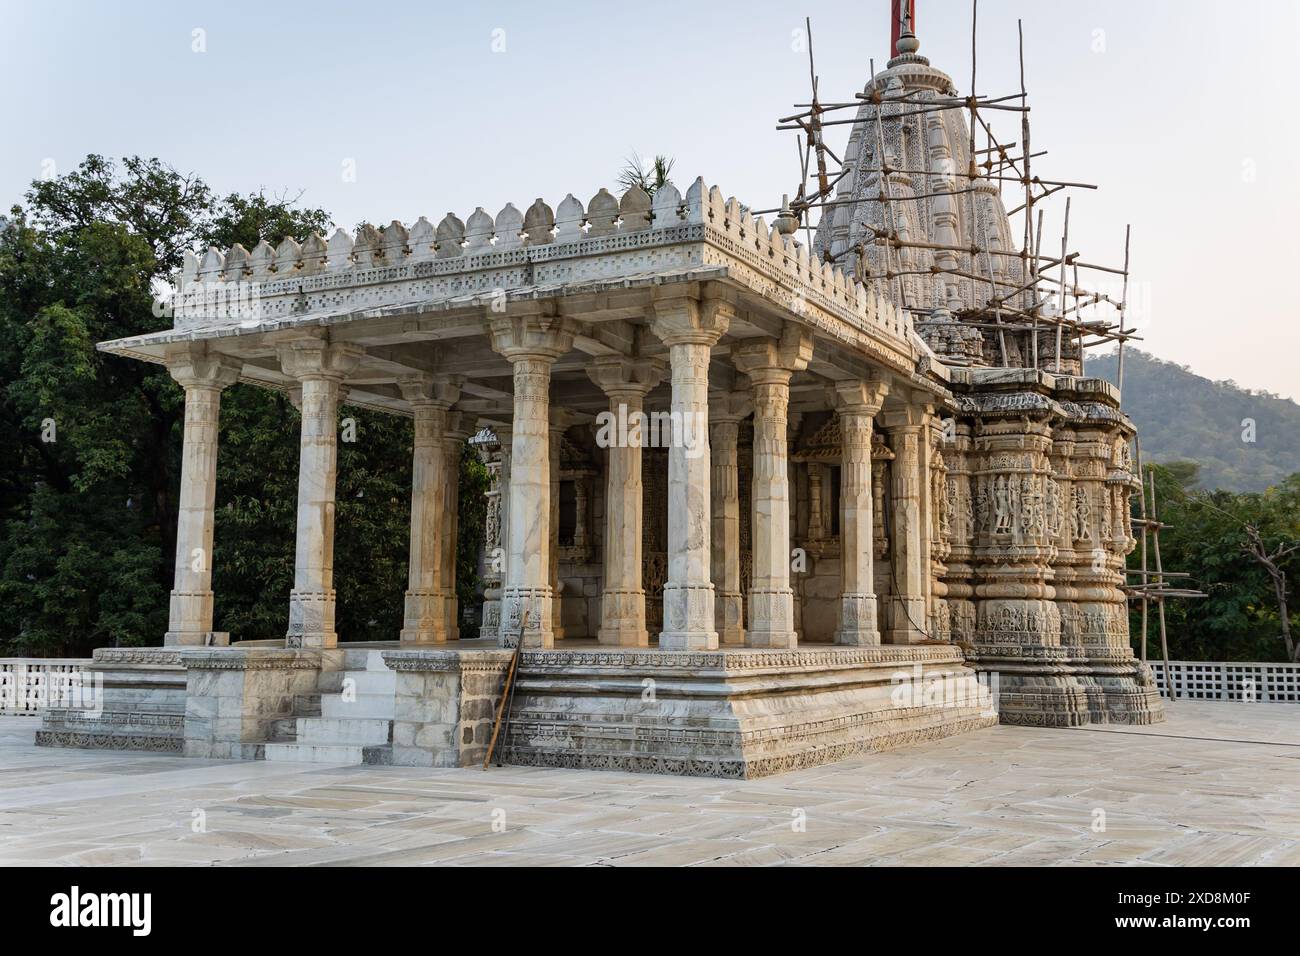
[1,701,1297,866]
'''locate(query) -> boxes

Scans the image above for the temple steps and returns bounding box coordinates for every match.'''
[262,649,395,764]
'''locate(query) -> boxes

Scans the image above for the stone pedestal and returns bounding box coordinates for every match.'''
[588,356,665,646]
[164,346,242,646]
[496,644,997,778]
[649,296,731,651]
[278,338,364,648]
[382,649,514,767]
[181,648,325,759]
[36,648,187,753]
[832,379,889,645]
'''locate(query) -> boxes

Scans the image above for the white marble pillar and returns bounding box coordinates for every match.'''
[278,338,364,648]
[489,313,579,648]
[733,325,812,648]
[832,379,890,645]
[882,401,935,644]
[163,346,242,646]
[547,409,578,642]
[479,426,511,644]
[588,355,665,646]
[396,376,461,644]
[442,410,469,640]
[709,392,751,646]
[648,295,732,651]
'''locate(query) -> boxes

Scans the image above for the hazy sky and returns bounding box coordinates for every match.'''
[4,0,1298,399]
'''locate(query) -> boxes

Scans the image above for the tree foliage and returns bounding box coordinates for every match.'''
[1130,465,1300,662]
[0,156,486,656]
[617,153,675,198]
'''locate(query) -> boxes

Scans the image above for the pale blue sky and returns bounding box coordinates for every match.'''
[3,0,1298,398]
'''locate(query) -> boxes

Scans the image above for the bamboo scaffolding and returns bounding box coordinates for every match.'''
[771,6,1134,363]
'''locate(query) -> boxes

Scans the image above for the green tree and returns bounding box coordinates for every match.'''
[1129,465,1300,662]
[0,155,487,655]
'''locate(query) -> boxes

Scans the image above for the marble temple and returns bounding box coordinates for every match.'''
[35,8,1163,777]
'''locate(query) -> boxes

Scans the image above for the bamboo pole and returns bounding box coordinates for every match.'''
[1055,196,1071,372]
[1133,437,1149,663]
[1116,223,1132,392]
[1147,465,1173,701]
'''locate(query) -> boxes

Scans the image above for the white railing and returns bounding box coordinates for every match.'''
[0,659,94,715]
[1149,660,1300,703]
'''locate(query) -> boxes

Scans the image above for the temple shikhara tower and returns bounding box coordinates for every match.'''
[37,3,1162,776]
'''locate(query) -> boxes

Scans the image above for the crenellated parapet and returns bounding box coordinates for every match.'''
[141,178,926,377]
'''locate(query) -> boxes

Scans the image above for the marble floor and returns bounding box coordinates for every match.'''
[1,701,1297,866]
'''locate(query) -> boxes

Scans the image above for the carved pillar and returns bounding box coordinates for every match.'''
[831,379,889,645]
[396,376,462,644]
[806,466,826,544]
[278,338,364,648]
[547,409,579,641]
[163,346,242,646]
[881,400,934,644]
[442,410,470,641]
[1049,425,1082,649]
[942,421,978,646]
[709,391,751,645]
[732,324,812,648]
[1061,424,1128,656]
[572,479,590,553]
[970,415,1060,656]
[648,294,732,651]
[929,417,952,640]
[871,436,895,634]
[489,313,578,648]
[479,426,511,643]
[588,355,665,646]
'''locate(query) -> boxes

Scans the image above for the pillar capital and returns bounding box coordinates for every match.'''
[649,295,733,347]
[165,344,242,390]
[277,338,364,383]
[445,409,471,441]
[586,355,666,400]
[880,397,936,431]
[709,389,753,425]
[398,374,464,408]
[549,406,582,438]
[731,323,812,383]
[488,312,579,362]
[832,378,891,416]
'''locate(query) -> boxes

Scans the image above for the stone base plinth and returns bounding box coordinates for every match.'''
[964,647,1165,727]
[380,648,514,768]
[496,644,997,778]
[180,647,328,758]
[35,648,187,753]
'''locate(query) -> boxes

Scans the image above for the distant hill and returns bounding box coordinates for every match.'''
[1086,349,1300,492]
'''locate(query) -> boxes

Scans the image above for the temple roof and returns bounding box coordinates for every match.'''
[813,33,1027,322]
[98,177,953,417]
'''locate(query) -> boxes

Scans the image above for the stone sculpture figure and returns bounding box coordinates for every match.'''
[1072,485,1092,542]
[1045,478,1062,539]
[993,475,1011,535]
